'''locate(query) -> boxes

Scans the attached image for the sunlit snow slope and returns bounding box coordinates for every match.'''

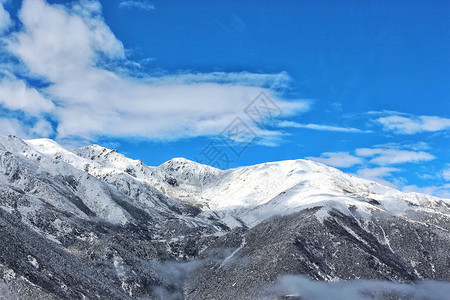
[25,137,450,229]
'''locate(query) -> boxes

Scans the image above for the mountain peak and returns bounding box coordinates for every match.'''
[75,144,117,156]
[25,138,68,155]
[159,157,219,170]
[73,144,128,166]
[159,157,223,179]
[160,157,193,166]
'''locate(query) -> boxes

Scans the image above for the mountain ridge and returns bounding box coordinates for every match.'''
[29,136,450,223]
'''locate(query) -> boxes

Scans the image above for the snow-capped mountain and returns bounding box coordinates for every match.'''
[24,137,450,229]
[0,136,449,299]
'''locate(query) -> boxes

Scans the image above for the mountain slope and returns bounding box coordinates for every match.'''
[27,138,450,229]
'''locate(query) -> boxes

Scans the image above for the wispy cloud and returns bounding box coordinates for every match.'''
[0,2,12,35]
[443,167,450,181]
[355,167,400,187]
[372,141,430,151]
[374,112,450,134]
[355,148,435,165]
[403,184,450,199]
[309,143,436,190]
[278,121,369,133]
[0,0,308,144]
[119,1,155,11]
[142,71,293,90]
[308,142,434,169]
[306,152,363,168]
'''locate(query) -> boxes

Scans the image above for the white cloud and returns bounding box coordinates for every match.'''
[0,2,12,35]
[308,143,437,190]
[355,167,400,187]
[278,121,369,133]
[30,119,54,137]
[307,141,435,173]
[403,184,450,199]
[0,118,28,138]
[3,0,308,143]
[119,1,155,11]
[0,78,54,115]
[306,152,363,168]
[376,114,450,134]
[443,168,450,181]
[355,148,435,165]
[72,0,103,16]
[143,71,293,90]
[0,117,53,139]
[372,141,430,151]
[308,142,438,190]
[10,0,125,82]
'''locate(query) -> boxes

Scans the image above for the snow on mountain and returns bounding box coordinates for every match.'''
[27,140,221,209]
[156,157,223,206]
[181,158,449,228]
[22,137,450,229]
[20,137,222,234]
[1,136,133,224]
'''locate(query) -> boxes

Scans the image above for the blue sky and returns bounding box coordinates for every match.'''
[0,0,449,197]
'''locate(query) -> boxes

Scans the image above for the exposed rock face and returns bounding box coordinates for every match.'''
[0,136,449,299]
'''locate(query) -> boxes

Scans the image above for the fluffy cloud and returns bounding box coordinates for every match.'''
[10,0,125,82]
[119,1,155,11]
[376,114,450,134]
[355,148,435,165]
[0,78,54,115]
[278,121,369,133]
[0,2,12,35]
[0,117,52,139]
[3,0,308,142]
[0,118,28,137]
[306,152,363,168]
[29,119,54,137]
